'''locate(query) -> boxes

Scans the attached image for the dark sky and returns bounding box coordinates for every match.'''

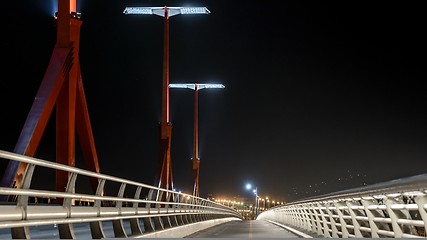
[1,1,426,202]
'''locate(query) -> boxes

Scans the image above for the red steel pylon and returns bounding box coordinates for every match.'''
[0,0,101,200]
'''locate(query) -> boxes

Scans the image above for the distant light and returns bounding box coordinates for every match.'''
[246,183,252,190]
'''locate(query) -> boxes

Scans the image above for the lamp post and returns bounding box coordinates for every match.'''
[169,83,225,197]
[265,197,269,210]
[169,83,224,197]
[123,6,210,193]
[245,183,259,219]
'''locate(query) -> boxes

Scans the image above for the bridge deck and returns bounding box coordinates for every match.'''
[186,220,301,238]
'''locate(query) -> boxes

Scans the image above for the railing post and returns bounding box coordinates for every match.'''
[153,190,165,230]
[288,206,296,227]
[181,194,190,224]
[305,204,317,233]
[385,196,417,237]
[301,205,312,232]
[11,163,36,239]
[168,191,179,227]
[279,207,288,229]
[415,195,427,236]
[325,202,339,238]
[142,189,156,232]
[310,203,323,236]
[193,197,201,222]
[90,178,106,239]
[317,203,331,237]
[161,190,172,228]
[200,200,208,221]
[346,200,363,237]
[59,172,78,239]
[112,183,127,238]
[189,196,197,223]
[174,192,184,225]
[333,202,349,238]
[295,206,304,230]
[361,199,381,237]
[129,186,143,236]
[385,197,403,237]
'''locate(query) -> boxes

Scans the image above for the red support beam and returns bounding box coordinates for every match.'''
[76,75,101,192]
[0,0,101,201]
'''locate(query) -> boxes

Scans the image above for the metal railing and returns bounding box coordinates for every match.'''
[0,150,241,239]
[257,173,427,238]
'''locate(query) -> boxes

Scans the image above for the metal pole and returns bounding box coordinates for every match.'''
[162,6,170,124]
[192,85,200,197]
[169,83,224,197]
[157,6,174,193]
[255,187,258,218]
[123,6,211,195]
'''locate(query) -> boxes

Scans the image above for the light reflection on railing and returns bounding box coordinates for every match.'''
[0,150,241,239]
[258,173,427,238]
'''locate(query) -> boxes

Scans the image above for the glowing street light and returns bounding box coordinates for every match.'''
[123,7,210,16]
[123,6,210,193]
[169,83,224,197]
[245,183,259,218]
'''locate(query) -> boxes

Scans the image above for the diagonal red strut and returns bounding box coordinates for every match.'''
[0,0,101,201]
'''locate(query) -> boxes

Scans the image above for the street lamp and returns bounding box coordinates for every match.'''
[123,6,210,193]
[245,183,259,218]
[169,83,224,197]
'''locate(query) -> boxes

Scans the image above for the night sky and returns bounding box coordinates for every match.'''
[1,1,426,202]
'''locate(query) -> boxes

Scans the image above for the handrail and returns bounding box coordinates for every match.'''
[257,173,427,238]
[0,150,242,239]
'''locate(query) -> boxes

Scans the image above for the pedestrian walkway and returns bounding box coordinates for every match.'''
[186,220,301,238]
